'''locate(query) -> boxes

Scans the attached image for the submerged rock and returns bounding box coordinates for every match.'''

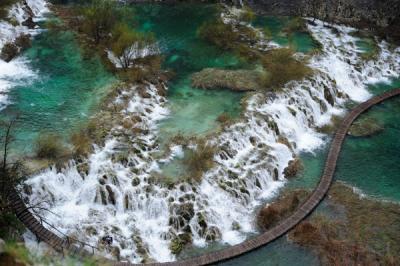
[348,117,384,137]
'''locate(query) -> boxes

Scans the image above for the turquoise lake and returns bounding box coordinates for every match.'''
[0,3,398,265]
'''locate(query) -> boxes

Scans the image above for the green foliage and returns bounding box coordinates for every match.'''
[110,23,155,69]
[263,26,273,40]
[3,241,32,265]
[198,18,238,50]
[79,0,121,44]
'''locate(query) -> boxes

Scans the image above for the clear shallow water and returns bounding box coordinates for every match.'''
[253,16,319,53]
[133,5,320,142]
[0,28,115,155]
[133,4,244,141]
[336,80,400,201]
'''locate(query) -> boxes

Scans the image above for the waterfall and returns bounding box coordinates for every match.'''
[0,0,49,110]
[23,19,400,263]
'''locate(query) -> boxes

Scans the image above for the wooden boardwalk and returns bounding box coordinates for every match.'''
[10,88,400,266]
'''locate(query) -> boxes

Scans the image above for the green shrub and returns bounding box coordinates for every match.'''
[79,0,121,44]
[110,23,156,69]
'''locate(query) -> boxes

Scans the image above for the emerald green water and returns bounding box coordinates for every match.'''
[296,80,400,202]
[0,2,398,264]
[132,4,319,143]
[133,4,244,141]
[1,28,115,155]
[253,16,319,53]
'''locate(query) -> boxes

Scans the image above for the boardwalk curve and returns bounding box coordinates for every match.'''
[10,88,400,266]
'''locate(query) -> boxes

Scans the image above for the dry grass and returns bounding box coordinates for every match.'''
[191,68,268,91]
[239,7,256,23]
[216,113,231,124]
[34,133,68,160]
[118,55,163,83]
[261,48,312,90]
[184,139,216,182]
[70,130,92,156]
[257,190,309,230]
[289,183,400,265]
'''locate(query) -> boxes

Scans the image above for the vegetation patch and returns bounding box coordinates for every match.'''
[349,117,384,137]
[198,9,312,92]
[290,183,400,265]
[198,17,239,51]
[257,189,310,231]
[191,68,268,91]
[34,133,69,160]
[260,48,312,89]
[183,138,217,182]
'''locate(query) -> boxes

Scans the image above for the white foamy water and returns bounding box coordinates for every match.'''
[0,0,49,110]
[23,17,400,263]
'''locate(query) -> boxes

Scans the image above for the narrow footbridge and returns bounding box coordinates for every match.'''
[10,88,400,266]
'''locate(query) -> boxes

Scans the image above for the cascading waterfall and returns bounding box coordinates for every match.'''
[0,0,49,110]
[23,17,400,264]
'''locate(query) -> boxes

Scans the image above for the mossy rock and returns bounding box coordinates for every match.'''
[169,233,192,255]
